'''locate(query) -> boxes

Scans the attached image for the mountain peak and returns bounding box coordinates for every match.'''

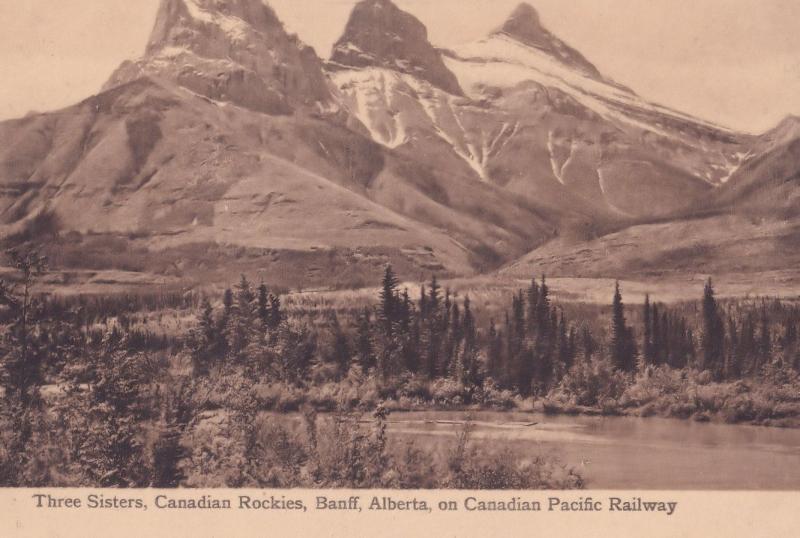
[146,0,283,54]
[107,0,332,113]
[330,0,463,95]
[494,2,603,80]
[504,3,543,31]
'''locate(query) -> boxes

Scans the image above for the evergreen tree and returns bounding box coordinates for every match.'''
[487,319,503,381]
[379,265,399,334]
[328,313,351,375]
[580,325,595,362]
[727,317,741,379]
[610,282,636,373]
[758,308,772,368]
[526,278,540,334]
[356,309,375,371]
[258,283,270,324]
[701,279,725,379]
[460,296,479,387]
[643,294,654,365]
[0,249,48,407]
[424,276,442,379]
[190,298,219,375]
[227,275,257,359]
[268,294,283,330]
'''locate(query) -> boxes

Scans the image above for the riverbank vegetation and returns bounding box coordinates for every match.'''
[1,248,798,487]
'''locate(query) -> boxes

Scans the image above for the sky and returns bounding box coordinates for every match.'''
[1,0,798,133]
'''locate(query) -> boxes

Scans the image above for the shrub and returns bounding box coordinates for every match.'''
[551,359,628,408]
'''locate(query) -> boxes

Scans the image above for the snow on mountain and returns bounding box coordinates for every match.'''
[329,0,462,95]
[444,33,731,143]
[107,0,334,113]
[495,3,604,81]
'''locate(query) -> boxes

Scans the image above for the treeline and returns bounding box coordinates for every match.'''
[184,266,800,399]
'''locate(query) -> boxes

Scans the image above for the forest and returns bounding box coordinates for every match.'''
[1,249,799,488]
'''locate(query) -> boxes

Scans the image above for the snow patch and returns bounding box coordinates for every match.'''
[446,35,729,140]
[184,0,251,42]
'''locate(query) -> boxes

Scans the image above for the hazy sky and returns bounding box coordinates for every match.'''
[1,0,798,133]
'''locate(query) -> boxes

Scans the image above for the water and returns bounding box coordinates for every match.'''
[384,411,800,490]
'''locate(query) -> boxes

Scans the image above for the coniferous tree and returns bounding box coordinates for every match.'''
[379,265,399,334]
[580,325,595,362]
[356,308,375,371]
[651,303,662,365]
[227,275,257,359]
[701,279,725,379]
[783,314,798,369]
[758,308,772,369]
[0,249,48,486]
[643,295,654,365]
[190,298,219,375]
[487,319,503,381]
[328,313,351,375]
[460,296,479,387]
[268,294,283,330]
[555,312,570,379]
[0,249,48,407]
[727,316,741,379]
[527,278,540,334]
[258,283,270,324]
[424,276,442,379]
[610,282,636,373]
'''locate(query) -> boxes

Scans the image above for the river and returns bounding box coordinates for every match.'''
[384,411,800,490]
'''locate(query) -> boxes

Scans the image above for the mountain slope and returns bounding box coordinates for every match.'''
[330,0,462,95]
[107,0,334,114]
[330,1,748,226]
[0,0,796,290]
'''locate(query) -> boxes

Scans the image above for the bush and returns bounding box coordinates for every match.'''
[551,359,628,408]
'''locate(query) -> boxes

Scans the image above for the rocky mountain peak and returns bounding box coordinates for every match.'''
[146,0,284,54]
[330,0,463,95]
[107,0,332,113]
[494,2,603,80]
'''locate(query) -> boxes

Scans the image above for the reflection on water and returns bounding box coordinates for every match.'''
[386,411,800,490]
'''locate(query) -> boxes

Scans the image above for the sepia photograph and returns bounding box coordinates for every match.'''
[0,0,799,497]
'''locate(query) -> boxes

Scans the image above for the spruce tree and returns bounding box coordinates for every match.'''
[268,294,283,330]
[581,325,595,362]
[356,308,375,371]
[227,275,257,359]
[461,296,479,387]
[487,319,502,381]
[258,283,270,324]
[611,281,636,373]
[527,278,540,334]
[643,294,654,365]
[424,276,442,379]
[701,279,725,379]
[328,313,351,375]
[379,265,399,334]
[758,308,771,367]
[0,249,48,407]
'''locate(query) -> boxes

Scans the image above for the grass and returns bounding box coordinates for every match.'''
[184,407,585,489]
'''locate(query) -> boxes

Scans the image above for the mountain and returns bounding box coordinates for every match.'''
[0,0,796,292]
[107,0,334,114]
[329,0,462,95]
[0,0,564,288]
[494,2,603,80]
[706,116,800,218]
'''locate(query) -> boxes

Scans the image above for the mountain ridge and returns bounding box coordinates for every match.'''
[0,0,797,289]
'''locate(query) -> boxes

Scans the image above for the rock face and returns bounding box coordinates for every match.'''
[495,3,602,79]
[330,0,463,95]
[107,0,333,114]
